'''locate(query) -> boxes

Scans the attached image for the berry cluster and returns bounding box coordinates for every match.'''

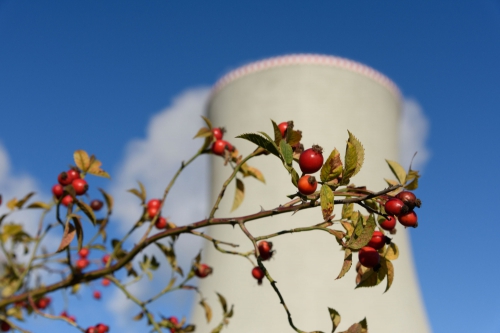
[297,145,323,196]
[85,323,109,333]
[384,191,420,229]
[211,127,235,157]
[358,231,391,269]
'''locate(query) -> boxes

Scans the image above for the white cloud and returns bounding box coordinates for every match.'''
[399,98,431,171]
[107,87,212,326]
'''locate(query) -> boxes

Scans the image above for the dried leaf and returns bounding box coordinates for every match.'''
[328,308,341,333]
[217,292,228,314]
[200,299,213,323]
[75,199,96,225]
[383,259,394,293]
[320,149,343,183]
[210,323,224,333]
[358,318,368,333]
[243,166,265,183]
[7,198,17,210]
[156,242,183,277]
[336,249,352,280]
[132,312,144,321]
[87,158,110,178]
[27,201,51,210]
[193,127,212,139]
[127,181,146,203]
[74,150,90,172]
[356,262,387,289]
[98,188,114,215]
[201,115,213,129]
[320,184,334,220]
[342,202,353,220]
[16,192,35,209]
[345,323,362,333]
[386,159,406,184]
[230,179,245,212]
[56,222,76,252]
[340,221,354,237]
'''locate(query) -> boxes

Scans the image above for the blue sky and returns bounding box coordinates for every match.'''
[1,1,500,332]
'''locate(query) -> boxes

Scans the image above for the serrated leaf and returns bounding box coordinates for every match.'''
[27,201,51,210]
[56,221,76,252]
[383,259,394,293]
[194,127,212,139]
[342,202,353,220]
[200,299,213,323]
[230,179,245,212]
[75,199,96,225]
[341,142,357,185]
[385,243,399,260]
[347,214,376,250]
[329,308,341,333]
[287,129,302,146]
[279,140,293,166]
[386,160,406,184]
[98,188,114,215]
[87,158,110,178]
[16,192,35,209]
[74,150,90,172]
[340,221,354,237]
[321,149,343,183]
[271,119,282,144]
[217,292,228,314]
[201,115,213,129]
[320,185,334,220]
[347,131,364,177]
[236,133,281,157]
[336,249,352,280]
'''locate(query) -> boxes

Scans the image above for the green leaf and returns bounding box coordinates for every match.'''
[341,202,353,220]
[385,243,399,260]
[320,149,343,183]
[356,262,387,289]
[328,308,341,333]
[210,323,224,333]
[279,140,293,166]
[230,179,245,212]
[347,214,376,250]
[320,184,334,220]
[271,119,282,144]
[341,142,357,185]
[336,249,352,280]
[386,160,407,184]
[291,168,299,187]
[236,133,281,157]
[347,131,364,177]
[217,292,228,314]
[15,192,35,209]
[404,177,419,190]
[201,115,213,129]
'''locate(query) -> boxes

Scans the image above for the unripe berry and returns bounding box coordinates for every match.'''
[93,290,101,300]
[299,145,324,174]
[257,241,274,261]
[396,191,421,210]
[379,216,397,231]
[367,231,385,250]
[398,211,418,228]
[90,199,104,211]
[194,263,213,278]
[72,178,88,196]
[78,248,90,258]
[252,266,265,285]
[358,246,380,268]
[52,184,64,198]
[297,175,317,195]
[384,198,408,216]
[61,195,73,207]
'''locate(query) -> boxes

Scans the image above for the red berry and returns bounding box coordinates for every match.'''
[298,145,324,174]
[0,320,10,332]
[35,296,51,310]
[148,206,160,220]
[67,169,81,181]
[211,140,234,156]
[297,175,317,195]
[194,264,213,278]
[278,121,289,137]
[85,327,96,333]
[76,258,90,270]
[147,199,162,210]
[155,216,167,229]
[398,211,418,228]
[52,184,64,198]
[93,290,101,300]
[212,127,224,140]
[61,195,73,207]
[396,191,420,210]
[102,254,110,265]
[101,278,110,287]
[367,231,385,250]
[379,216,397,231]
[168,316,179,333]
[252,267,265,284]
[95,323,109,333]
[384,198,407,216]
[58,171,73,186]
[72,178,88,196]
[78,248,90,258]
[90,199,104,211]
[358,246,380,268]
[68,316,76,323]
[257,241,273,261]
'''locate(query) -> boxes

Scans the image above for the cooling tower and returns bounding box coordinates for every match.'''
[192,54,431,333]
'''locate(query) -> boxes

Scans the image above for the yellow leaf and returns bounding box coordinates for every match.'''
[73,150,91,171]
[230,179,245,212]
